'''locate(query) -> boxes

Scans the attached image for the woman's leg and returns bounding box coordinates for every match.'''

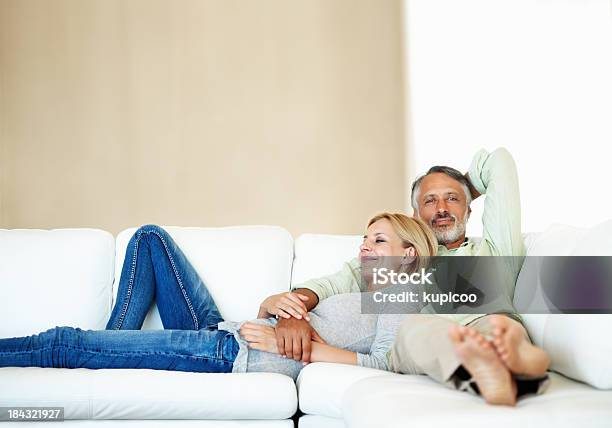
[0,326,238,373]
[107,224,223,331]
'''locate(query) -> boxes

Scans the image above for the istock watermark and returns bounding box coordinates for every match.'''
[372,267,434,286]
[360,256,612,314]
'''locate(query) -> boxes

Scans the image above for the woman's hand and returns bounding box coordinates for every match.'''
[240,322,280,354]
[259,292,311,321]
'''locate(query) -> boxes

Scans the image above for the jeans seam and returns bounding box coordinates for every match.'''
[114,227,200,330]
[11,344,229,362]
[151,230,200,330]
[112,231,141,329]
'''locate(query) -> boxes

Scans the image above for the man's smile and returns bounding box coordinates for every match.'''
[433,218,454,227]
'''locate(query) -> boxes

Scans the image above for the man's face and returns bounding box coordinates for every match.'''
[415,173,470,246]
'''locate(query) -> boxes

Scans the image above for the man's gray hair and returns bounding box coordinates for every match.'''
[411,166,473,211]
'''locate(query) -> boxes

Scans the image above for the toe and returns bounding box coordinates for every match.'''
[448,325,463,343]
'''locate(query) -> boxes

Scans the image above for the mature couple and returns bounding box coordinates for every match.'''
[0,148,549,406]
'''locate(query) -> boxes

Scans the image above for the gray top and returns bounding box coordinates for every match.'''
[218,292,407,381]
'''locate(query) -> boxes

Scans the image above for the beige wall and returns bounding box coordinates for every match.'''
[0,0,406,236]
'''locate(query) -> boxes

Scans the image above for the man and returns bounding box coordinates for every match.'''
[259,148,548,404]
[389,148,548,405]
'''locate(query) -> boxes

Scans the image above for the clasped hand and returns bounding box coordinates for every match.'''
[240,321,325,357]
[259,291,311,321]
[239,322,279,354]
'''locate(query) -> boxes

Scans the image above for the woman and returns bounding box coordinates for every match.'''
[0,213,435,379]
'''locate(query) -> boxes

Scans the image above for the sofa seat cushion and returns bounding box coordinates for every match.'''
[342,372,612,428]
[0,367,297,420]
[296,362,394,418]
[298,415,344,428]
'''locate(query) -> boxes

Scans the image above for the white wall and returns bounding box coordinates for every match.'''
[404,0,612,235]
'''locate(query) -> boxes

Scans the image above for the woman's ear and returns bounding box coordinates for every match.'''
[401,246,417,265]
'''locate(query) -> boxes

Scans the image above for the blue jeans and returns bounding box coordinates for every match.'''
[0,225,239,373]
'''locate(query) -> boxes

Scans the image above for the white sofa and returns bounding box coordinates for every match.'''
[1,222,612,427]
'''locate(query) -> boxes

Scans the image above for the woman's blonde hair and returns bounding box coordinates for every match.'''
[367,212,438,271]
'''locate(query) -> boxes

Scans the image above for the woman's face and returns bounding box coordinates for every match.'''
[360,219,409,258]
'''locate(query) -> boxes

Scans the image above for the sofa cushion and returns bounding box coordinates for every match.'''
[114,226,293,327]
[298,415,344,428]
[514,225,587,341]
[518,220,612,389]
[536,315,612,389]
[0,229,115,337]
[523,224,586,256]
[571,219,612,256]
[296,362,394,418]
[291,234,362,286]
[0,367,297,420]
[342,372,612,428]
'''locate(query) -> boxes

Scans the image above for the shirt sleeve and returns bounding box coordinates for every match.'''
[467,148,525,257]
[291,258,363,301]
[356,314,403,371]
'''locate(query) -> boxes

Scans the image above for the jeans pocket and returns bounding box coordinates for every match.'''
[218,331,239,362]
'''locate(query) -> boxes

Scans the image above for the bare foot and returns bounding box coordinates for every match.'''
[449,325,517,406]
[488,315,550,377]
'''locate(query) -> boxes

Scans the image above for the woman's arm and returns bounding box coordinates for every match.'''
[309,341,357,365]
[240,322,357,365]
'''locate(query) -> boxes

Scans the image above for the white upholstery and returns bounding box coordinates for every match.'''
[297,363,394,418]
[571,219,612,256]
[0,367,297,420]
[1,421,293,427]
[0,229,115,337]
[523,224,586,256]
[291,234,362,286]
[342,372,612,428]
[298,414,344,428]
[114,225,294,328]
[536,315,612,389]
[517,222,612,389]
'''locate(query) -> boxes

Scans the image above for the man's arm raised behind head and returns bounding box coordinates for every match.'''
[465,148,525,257]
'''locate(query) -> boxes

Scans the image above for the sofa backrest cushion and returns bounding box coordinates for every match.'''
[0,229,115,337]
[520,220,612,389]
[291,234,362,287]
[114,225,293,328]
